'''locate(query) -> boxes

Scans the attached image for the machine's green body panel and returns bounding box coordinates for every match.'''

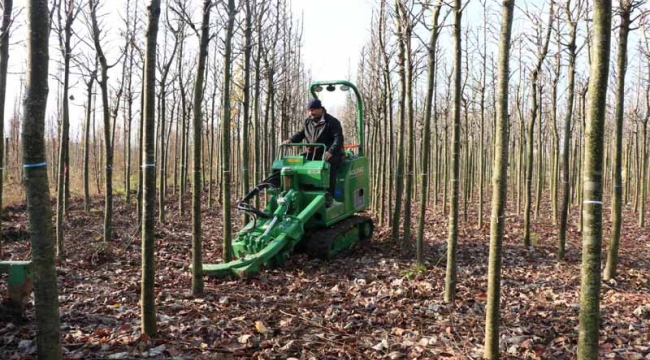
[0,260,33,313]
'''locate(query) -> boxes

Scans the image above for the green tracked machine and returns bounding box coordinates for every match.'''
[203,80,373,277]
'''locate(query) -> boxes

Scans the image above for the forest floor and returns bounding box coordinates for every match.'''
[1,192,649,360]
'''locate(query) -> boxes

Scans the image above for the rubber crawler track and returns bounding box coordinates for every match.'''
[301,215,374,259]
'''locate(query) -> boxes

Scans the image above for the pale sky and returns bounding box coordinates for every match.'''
[290,0,376,111]
[291,0,375,80]
[2,0,579,139]
[2,0,377,139]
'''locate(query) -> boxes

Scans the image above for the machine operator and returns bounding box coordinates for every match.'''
[284,98,344,199]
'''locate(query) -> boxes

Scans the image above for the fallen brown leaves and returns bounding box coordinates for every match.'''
[0,194,648,359]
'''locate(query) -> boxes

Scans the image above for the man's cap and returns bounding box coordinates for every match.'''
[308,98,322,110]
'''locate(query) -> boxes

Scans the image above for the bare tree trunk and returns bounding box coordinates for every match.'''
[605,0,632,279]
[93,88,102,196]
[178,33,187,215]
[125,70,133,204]
[625,139,631,204]
[477,0,488,229]
[208,43,218,208]
[137,77,144,217]
[262,62,273,176]
[445,0,462,303]
[191,0,211,296]
[141,0,161,338]
[55,0,78,259]
[158,70,168,220]
[558,0,582,260]
[253,2,266,209]
[551,36,560,225]
[23,0,62,356]
[173,103,179,195]
[524,3,554,247]
[578,0,611,356]
[484,0,515,356]
[634,119,640,212]
[83,75,95,212]
[416,1,441,266]
[89,0,115,242]
[402,0,415,250]
[221,0,237,262]
[378,0,393,227]
[241,0,252,223]
[391,0,406,243]
[534,83,544,219]
[123,4,136,205]
[639,101,648,227]
[516,84,524,215]
[0,0,12,256]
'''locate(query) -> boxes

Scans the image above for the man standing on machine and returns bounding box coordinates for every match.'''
[284,98,344,199]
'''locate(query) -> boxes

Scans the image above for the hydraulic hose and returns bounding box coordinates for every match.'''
[236,171,280,219]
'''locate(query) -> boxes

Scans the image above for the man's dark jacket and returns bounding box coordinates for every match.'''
[289,112,344,159]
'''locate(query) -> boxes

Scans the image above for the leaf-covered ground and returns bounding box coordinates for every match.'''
[1,194,649,359]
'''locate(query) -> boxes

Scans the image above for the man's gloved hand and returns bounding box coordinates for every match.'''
[283,139,291,145]
[324,151,332,161]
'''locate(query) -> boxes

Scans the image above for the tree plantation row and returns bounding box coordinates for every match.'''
[1,0,648,359]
